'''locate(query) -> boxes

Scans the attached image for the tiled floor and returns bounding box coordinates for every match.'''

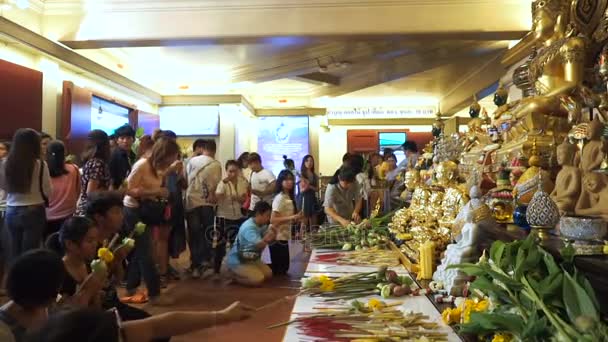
[133,242,309,342]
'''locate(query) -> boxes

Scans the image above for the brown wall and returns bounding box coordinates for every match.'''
[0,59,43,140]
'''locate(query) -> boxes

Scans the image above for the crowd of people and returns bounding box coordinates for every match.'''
[0,124,418,341]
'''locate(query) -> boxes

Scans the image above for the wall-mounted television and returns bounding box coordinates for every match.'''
[379,132,407,165]
[90,96,130,135]
[159,105,220,136]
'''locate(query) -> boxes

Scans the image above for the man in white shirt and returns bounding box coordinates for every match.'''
[185,140,222,278]
[247,153,276,216]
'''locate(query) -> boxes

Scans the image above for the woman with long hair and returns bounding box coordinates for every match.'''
[75,130,111,216]
[136,135,154,160]
[45,216,105,308]
[0,128,51,260]
[268,170,301,275]
[45,140,81,239]
[123,137,181,306]
[297,155,319,240]
[214,160,248,276]
[45,216,171,340]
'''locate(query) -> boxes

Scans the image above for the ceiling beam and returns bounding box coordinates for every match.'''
[0,17,162,104]
[312,42,504,99]
[439,49,507,115]
[292,72,340,86]
[45,1,530,43]
[228,40,420,85]
[61,31,527,49]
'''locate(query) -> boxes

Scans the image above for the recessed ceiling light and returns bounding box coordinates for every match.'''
[15,0,28,9]
[178,85,189,90]
[117,63,124,69]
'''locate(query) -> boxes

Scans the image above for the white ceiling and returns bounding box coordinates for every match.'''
[3,0,532,112]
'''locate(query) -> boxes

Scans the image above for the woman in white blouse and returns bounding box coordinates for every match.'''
[214,160,248,275]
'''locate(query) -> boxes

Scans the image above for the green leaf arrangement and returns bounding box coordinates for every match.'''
[448,234,608,342]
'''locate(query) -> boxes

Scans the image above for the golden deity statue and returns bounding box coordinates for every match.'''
[495,0,592,141]
[435,161,470,231]
[400,169,420,202]
[513,139,555,204]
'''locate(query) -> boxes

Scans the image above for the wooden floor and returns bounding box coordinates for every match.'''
[131,242,309,342]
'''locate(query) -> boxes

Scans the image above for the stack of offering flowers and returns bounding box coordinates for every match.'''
[301,267,427,301]
[269,299,448,341]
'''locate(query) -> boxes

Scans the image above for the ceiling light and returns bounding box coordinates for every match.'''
[15,0,28,9]
[178,85,189,90]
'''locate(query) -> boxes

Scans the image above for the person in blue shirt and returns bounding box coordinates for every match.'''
[227,201,275,286]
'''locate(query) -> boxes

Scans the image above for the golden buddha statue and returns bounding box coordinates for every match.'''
[401,168,420,202]
[435,161,469,232]
[496,0,586,138]
[513,139,554,204]
[463,118,491,152]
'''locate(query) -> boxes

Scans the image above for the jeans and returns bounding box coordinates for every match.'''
[124,206,161,297]
[186,206,215,268]
[5,205,46,260]
[268,240,290,275]
[214,217,244,273]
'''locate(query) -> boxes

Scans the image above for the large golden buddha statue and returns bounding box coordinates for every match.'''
[496,0,588,139]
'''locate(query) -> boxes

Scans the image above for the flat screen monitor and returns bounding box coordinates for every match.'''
[159,105,220,136]
[379,132,407,165]
[90,96,130,135]
[257,116,309,178]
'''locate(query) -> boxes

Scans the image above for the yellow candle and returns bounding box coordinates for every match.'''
[417,241,435,280]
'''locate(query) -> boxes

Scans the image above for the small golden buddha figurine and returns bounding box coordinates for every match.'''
[513,139,554,204]
[463,118,490,152]
[434,161,469,231]
[488,167,515,223]
[550,139,581,215]
[400,169,420,203]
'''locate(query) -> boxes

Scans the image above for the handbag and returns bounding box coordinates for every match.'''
[139,199,169,225]
[236,233,260,263]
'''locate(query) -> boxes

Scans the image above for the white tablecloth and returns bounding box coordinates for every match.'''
[282,250,462,341]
